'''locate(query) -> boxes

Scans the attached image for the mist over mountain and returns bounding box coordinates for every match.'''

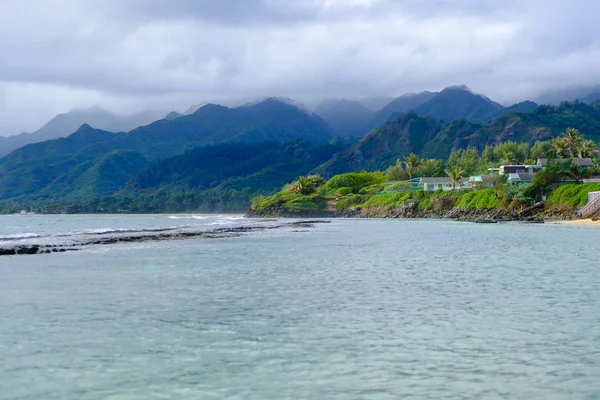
[534,85,600,105]
[0,107,165,158]
[315,99,374,137]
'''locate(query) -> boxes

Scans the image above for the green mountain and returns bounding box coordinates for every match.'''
[414,86,502,123]
[369,91,438,128]
[465,101,600,147]
[124,140,348,196]
[0,99,334,200]
[0,107,164,158]
[313,113,481,176]
[313,102,600,176]
[314,99,374,137]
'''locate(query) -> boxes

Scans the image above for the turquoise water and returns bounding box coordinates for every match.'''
[1,216,599,399]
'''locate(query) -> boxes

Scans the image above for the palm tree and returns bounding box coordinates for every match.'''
[553,137,568,158]
[569,164,589,184]
[579,139,599,158]
[403,153,421,180]
[562,127,584,158]
[445,167,466,190]
[500,151,515,165]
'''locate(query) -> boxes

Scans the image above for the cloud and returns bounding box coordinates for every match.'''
[0,0,599,134]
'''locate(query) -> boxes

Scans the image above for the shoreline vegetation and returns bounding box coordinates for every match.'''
[246,181,600,223]
[247,129,600,223]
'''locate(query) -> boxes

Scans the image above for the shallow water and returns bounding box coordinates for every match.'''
[1,216,599,399]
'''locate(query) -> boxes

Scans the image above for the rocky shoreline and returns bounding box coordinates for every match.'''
[246,205,578,223]
[0,221,330,256]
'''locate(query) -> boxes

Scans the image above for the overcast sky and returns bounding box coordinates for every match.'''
[1,0,599,134]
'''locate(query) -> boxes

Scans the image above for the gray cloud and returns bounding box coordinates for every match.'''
[0,0,599,134]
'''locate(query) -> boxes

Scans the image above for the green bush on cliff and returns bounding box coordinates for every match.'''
[457,189,503,209]
[324,172,386,194]
[362,192,412,208]
[334,187,353,196]
[359,184,385,194]
[286,196,323,212]
[383,182,413,192]
[547,184,600,207]
[336,194,373,211]
[251,191,322,212]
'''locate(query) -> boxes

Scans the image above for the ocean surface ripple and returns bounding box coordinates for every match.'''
[1,216,599,399]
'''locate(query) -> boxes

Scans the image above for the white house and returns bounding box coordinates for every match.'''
[420,177,471,191]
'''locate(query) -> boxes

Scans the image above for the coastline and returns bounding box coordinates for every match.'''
[550,218,600,226]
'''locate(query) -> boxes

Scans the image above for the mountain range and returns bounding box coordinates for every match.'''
[0,107,165,158]
[2,86,600,208]
[315,86,539,138]
[0,98,333,200]
[313,101,600,176]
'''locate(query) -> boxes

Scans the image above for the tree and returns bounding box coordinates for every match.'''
[385,159,409,181]
[530,140,555,160]
[447,147,482,175]
[553,137,568,158]
[579,140,599,158]
[494,174,508,199]
[286,175,325,195]
[500,151,516,165]
[569,164,590,184]
[403,153,421,180]
[561,127,584,158]
[445,167,466,190]
[419,158,446,177]
[529,160,571,199]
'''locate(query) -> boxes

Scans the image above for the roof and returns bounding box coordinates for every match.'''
[420,177,470,184]
[517,173,534,181]
[571,158,594,167]
[470,175,496,182]
[508,173,533,182]
[420,177,450,184]
[538,158,593,167]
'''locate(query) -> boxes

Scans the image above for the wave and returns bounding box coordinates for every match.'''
[168,215,207,220]
[0,233,41,241]
[83,227,180,235]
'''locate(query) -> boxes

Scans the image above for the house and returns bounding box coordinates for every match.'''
[420,177,471,191]
[499,165,527,175]
[537,158,594,169]
[469,175,497,189]
[571,158,594,169]
[507,173,534,184]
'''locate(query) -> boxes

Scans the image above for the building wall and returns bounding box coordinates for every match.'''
[589,192,600,203]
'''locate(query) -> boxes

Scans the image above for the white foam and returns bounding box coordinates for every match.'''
[0,233,41,240]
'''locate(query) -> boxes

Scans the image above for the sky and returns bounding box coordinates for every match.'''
[1,0,599,135]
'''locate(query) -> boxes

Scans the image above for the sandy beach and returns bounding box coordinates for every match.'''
[552,219,600,227]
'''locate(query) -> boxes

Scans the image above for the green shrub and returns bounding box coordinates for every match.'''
[359,184,385,194]
[324,171,386,194]
[251,191,322,212]
[384,182,413,192]
[286,196,321,212]
[547,184,600,207]
[457,189,503,209]
[362,193,411,208]
[334,187,353,196]
[336,194,372,211]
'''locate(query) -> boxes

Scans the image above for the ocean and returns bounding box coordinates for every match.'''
[1,215,599,399]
